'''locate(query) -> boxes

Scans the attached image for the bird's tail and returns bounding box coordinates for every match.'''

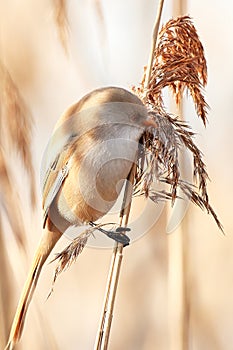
[5,226,61,350]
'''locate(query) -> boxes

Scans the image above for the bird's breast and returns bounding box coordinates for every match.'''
[55,129,140,226]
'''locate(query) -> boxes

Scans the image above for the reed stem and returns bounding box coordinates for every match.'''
[94,163,136,350]
[94,1,165,348]
[144,0,164,90]
[167,3,188,350]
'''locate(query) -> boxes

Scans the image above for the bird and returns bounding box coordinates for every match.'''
[5,86,157,349]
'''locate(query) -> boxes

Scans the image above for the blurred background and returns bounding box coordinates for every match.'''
[0,0,232,349]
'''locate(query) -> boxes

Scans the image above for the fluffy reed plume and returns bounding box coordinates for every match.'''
[134,15,222,230]
[139,15,208,125]
[53,0,69,53]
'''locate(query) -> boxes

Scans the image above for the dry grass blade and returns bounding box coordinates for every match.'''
[0,60,36,206]
[53,0,69,53]
[137,16,208,125]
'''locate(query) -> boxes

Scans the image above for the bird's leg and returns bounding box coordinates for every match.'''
[89,222,130,247]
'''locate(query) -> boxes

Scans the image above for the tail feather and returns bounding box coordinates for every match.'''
[5,227,61,350]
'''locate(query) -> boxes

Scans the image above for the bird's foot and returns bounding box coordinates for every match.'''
[105,227,130,246]
[89,222,130,247]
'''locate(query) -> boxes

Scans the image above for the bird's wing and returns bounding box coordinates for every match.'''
[41,134,77,228]
[42,157,69,228]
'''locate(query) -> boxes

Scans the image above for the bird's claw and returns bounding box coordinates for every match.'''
[89,222,130,247]
[105,228,130,247]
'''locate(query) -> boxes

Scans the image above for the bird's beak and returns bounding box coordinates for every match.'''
[143,117,157,129]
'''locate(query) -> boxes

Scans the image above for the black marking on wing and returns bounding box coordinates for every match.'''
[43,163,69,228]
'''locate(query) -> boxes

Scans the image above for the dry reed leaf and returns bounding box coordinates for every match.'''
[53,0,69,53]
[0,60,36,206]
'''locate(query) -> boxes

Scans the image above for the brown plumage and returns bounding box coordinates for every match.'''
[6,86,156,349]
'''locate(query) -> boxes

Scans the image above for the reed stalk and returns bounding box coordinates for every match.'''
[144,0,164,91]
[167,2,189,350]
[94,2,165,348]
[94,163,137,350]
